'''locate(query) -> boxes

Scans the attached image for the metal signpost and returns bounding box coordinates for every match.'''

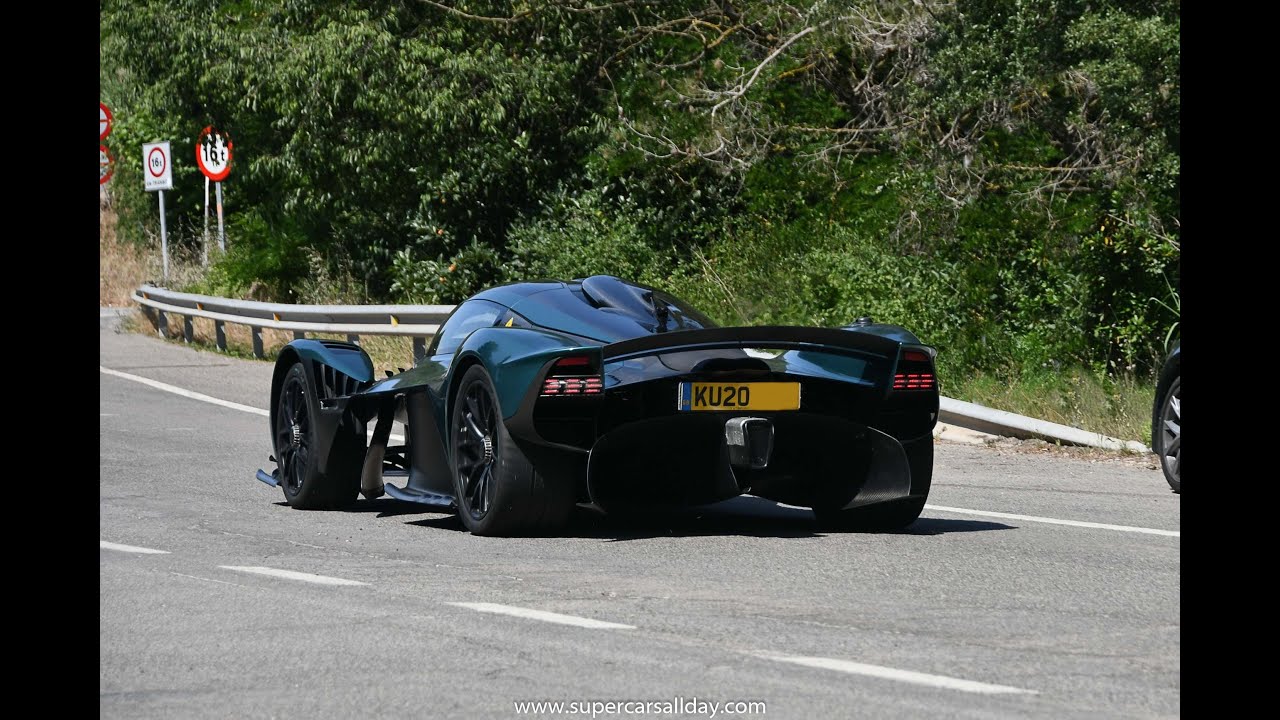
[142,141,175,281]
[195,126,233,254]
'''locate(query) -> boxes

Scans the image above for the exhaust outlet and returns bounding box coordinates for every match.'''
[725,417,774,470]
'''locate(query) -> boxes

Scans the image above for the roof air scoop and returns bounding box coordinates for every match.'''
[581,275,658,320]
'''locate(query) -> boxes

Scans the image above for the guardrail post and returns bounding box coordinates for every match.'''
[347,334,359,345]
[252,327,265,359]
[156,310,168,338]
[183,315,193,343]
[215,321,227,352]
[293,331,305,341]
[413,337,426,367]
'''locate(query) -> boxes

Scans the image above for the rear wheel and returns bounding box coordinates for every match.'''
[450,365,572,536]
[274,362,361,509]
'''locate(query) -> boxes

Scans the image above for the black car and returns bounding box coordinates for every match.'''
[257,276,940,535]
[1151,341,1180,493]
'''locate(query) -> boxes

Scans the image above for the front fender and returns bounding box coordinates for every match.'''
[279,339,375,384]
[270,339,374,435]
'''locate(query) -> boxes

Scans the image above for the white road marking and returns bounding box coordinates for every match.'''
[100,540,170,554]
[219,566,368,586]
[758,653,1037,695]
[99,365,405,442]
[100,366,268,417]
[448,602,636,630]
[925,504,1179,537]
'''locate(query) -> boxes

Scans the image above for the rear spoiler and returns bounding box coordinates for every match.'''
[602,326,902,362]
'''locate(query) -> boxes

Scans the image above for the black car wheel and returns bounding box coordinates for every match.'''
[450,364,572,536]
[1156,376,1180,493]
[273,362,361,509]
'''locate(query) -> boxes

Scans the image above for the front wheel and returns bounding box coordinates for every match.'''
[450,365,572,536]
[273,362,361,509]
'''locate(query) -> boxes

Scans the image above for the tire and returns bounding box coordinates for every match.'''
[450,364,573,536]
[813,496,927,532]
[273,362,362,509]
[1154,376,1180,493]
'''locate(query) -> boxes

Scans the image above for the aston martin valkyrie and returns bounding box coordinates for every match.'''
[255,276,940,535]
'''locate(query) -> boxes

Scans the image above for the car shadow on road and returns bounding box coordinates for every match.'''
[274,498,438,519]
[381,496,1013,540]
[893,517,1015,535]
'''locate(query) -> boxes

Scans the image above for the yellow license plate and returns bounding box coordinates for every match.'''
[677,382,801,412]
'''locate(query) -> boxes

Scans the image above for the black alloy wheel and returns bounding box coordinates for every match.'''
[276,364,313,498]
[454,375,499,522]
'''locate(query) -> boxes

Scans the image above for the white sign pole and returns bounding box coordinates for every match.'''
[216,181,226,252]
[142,141,175,282]
[203,176,210,265]
[159,190,169,282]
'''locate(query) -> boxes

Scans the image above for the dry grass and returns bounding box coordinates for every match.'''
[946,368,1155,445]
[100,196,216,305]
[100,201,150,307]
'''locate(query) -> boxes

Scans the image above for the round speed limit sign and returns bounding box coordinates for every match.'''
[141,141,173,191]
[195,126,233,181]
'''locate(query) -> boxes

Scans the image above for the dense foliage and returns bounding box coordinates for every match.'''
[101,0,1179,379]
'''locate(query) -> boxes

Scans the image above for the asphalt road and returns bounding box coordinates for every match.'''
[100,322,1179,719]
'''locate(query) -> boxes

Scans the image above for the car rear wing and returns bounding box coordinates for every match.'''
[602,326,904,362]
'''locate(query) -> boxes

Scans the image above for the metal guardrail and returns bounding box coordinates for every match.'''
[131,284,453,364]
[128,285,1150,454]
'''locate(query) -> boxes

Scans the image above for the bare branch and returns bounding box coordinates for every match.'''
[711,22,825,116]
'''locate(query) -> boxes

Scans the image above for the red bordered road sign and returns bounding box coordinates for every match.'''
[195,126,233,181]
[100,145,115,185]
[100,102,113,141]
[142,141,173,191]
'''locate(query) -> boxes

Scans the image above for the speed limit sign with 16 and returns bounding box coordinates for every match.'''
[142,141,173,191]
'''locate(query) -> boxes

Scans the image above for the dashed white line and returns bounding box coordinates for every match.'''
[100,540,170,554]
[448,602,636,630]
[219,566,368,586]
[925,504,1180,537]
[758,653,1037,695]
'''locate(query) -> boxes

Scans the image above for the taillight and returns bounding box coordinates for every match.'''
[892,372,936,390]
[893,348,937,391]
[542,377,603,395]
[540,355,603,397]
